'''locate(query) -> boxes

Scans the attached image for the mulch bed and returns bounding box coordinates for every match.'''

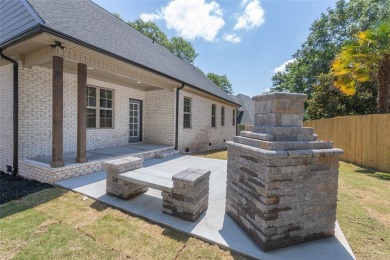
[0,171,53,205]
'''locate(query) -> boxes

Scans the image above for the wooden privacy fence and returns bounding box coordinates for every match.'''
[304,114,390,172]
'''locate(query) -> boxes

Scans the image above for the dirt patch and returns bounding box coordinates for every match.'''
[0,171,53,205]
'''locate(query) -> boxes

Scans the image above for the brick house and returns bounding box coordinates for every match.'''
[0,0,239,183]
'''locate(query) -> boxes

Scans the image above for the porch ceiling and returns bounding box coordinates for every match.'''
[40,60,162,91]
[3,32,181,91]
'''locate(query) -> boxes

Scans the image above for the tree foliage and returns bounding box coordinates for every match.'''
[128,19,198,64]
[207,73,234,94]
[128,19,170,47]
[112,12,121,19]
[112,14,233,93]
[331,22,390,113]
[306,74,377,119]
[269,0,390,118]
[168,37,198,64]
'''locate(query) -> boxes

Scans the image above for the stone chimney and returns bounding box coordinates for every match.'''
[226,92,343,251]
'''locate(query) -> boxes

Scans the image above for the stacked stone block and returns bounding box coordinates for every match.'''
[162,168,210,222]
[226,92,343,251]
[104,157,147,199]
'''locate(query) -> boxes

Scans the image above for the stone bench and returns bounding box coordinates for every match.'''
[104,157,210,222]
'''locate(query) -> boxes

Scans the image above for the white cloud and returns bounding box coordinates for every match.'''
[273,59,296,74]
[241,0,250,7]
[140,0,225,42]
[139,12,161,22]
[234,0,265,31]
[223,33,241,43]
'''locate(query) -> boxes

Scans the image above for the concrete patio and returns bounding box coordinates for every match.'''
[55,155,356,259]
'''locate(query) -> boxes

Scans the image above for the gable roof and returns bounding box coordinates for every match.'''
[0,0,238,105]
[0,0,42,44]
[233,94,254,125]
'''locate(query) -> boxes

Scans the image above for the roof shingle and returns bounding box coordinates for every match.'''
[21,0,237,104]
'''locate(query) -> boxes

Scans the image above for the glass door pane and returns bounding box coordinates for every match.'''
[129,100,141,142]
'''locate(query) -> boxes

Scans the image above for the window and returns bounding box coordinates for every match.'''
[221,106,225,126]
[87,86,113,128]
[184,97,191,128]
[211,104,216,127]
[233,109,236,126]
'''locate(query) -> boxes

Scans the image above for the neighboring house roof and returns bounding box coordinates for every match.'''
[233,94,254,125]
[0,0,238,105]
[231,95,244,112]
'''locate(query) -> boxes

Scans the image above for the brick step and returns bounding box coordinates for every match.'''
[232,136,333,150]
[155,149,181,159]
[251,126,318,141]
[240,131,273,141]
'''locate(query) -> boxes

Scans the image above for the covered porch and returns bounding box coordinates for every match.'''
[3,32,181,178]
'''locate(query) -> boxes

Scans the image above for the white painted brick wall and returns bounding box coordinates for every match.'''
[143,89,175,146]
[18,64,147,159]
[0,64,14,172]
[178,90,236,152]
[19,65,52,158]
[85,78,145,150]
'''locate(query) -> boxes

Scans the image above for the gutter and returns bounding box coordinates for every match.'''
[0,50,19,176]
[175,83,185,150]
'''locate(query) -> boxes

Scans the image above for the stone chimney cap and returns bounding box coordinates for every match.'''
[252,92,307,102]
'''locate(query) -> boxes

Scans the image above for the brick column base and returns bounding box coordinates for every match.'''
[162,168,210,222]
[104,157,147,200]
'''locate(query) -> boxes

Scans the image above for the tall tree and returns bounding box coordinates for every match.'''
[207,73,233,94]
[306,74,377,119]
[332,22,390,113]
[115,13,232,90]
[128,19,198,64]
[128,19,170,47]
[270,0,390,117]
[168,37,198,64]
[112,12,121,19]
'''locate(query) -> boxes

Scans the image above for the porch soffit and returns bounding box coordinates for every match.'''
[6,32,181,91]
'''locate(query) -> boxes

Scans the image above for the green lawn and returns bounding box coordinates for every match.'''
[0,183,248,259]
[1,150,389,259]
[337,162,390,260]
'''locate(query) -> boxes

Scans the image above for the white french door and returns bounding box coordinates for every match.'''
[129,99,141,142]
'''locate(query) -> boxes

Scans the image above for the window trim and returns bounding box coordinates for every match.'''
[183,96,192,128]
[221,106,225,126]
[87,85,115,129]
[211,104,216,128]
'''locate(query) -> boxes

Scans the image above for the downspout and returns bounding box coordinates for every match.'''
[235,108,238,136]
[175,83,185,150]
[0,50,19,176]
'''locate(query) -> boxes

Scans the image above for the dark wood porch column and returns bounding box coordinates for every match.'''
[76,63,87,163]
[51,56,64,167]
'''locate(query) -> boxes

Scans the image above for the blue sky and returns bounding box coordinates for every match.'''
[92,0,337,97]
